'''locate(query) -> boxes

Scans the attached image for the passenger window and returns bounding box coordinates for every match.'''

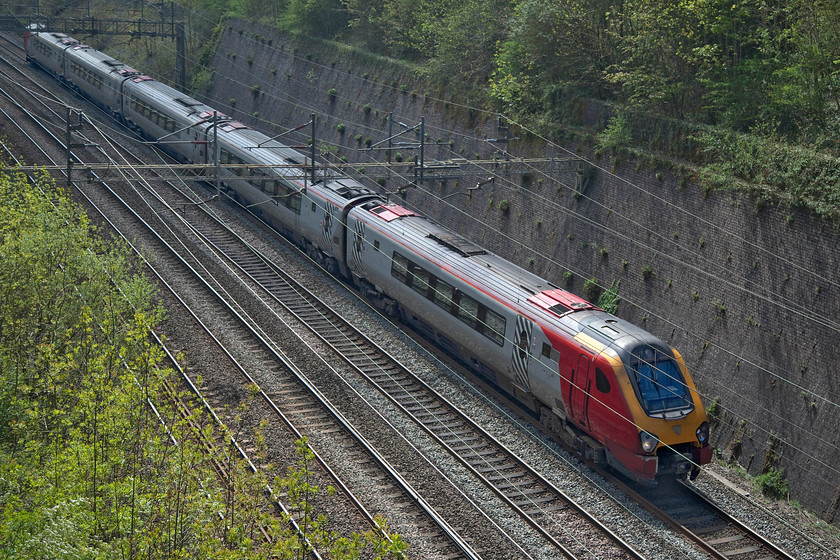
[457,293,479,328]
[410,267,432,297]
[483,308,506,346]
[391,252,409,282]
[289,193,301,214]
[433,279,454,312]
[595,367,611,394]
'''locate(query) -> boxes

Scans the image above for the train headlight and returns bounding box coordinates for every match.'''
[639,431,659,454]
[696,421,710,445]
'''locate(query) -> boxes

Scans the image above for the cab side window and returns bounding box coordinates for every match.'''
[595,367,611,394]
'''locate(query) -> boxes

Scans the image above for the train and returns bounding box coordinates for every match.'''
[25,28,712,483]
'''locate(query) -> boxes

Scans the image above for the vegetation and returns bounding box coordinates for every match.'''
[219,0,840,218]
[0,167,405,558]
[18,0,840,218]
[754,468,790,500]
[582,277,602,302]
[596,279,621,314]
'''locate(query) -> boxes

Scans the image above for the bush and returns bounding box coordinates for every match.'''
[583,277,602,301]
[754,469,789,500]
[596,279,621,314]
[597,112,632,152]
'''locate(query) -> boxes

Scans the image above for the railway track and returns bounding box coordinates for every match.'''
[623,478,797,560]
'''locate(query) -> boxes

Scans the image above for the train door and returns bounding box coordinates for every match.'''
[570,354,591,430]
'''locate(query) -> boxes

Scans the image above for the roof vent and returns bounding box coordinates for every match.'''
[427,233,486,257]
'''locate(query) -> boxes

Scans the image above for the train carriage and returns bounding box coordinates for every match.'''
[25,31,136,117]
[120,78,216,161]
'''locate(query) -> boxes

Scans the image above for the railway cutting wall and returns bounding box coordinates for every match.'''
[200,20,840,520]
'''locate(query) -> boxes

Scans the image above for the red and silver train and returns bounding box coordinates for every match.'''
[25,28,712,482]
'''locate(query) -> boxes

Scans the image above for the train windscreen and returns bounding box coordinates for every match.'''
[628,346,693,416]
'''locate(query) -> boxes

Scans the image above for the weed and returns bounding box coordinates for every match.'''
[583,277,602,301]
[596,279,621,313]
[753,469,789,500]
[706,397,721,422]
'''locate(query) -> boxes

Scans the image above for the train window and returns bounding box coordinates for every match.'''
[311,202,317,212]
[629,347,692,413]
[483,308,506,346]
[542,342,552,359]
[456,293,479,329]
[432,279,455,312]
[288,192,301,214]
[373,240,380,251]
[595,368,611,393]
[391,252,409,282]
[410,267,432,298]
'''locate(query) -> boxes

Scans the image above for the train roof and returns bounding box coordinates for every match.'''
[362,201,560,305]
[32,32,145,77]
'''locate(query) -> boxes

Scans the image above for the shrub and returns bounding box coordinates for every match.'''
[597,112,631,152]
[754,469,789,500]
[583,277,602,301]
[596,279,621,313]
